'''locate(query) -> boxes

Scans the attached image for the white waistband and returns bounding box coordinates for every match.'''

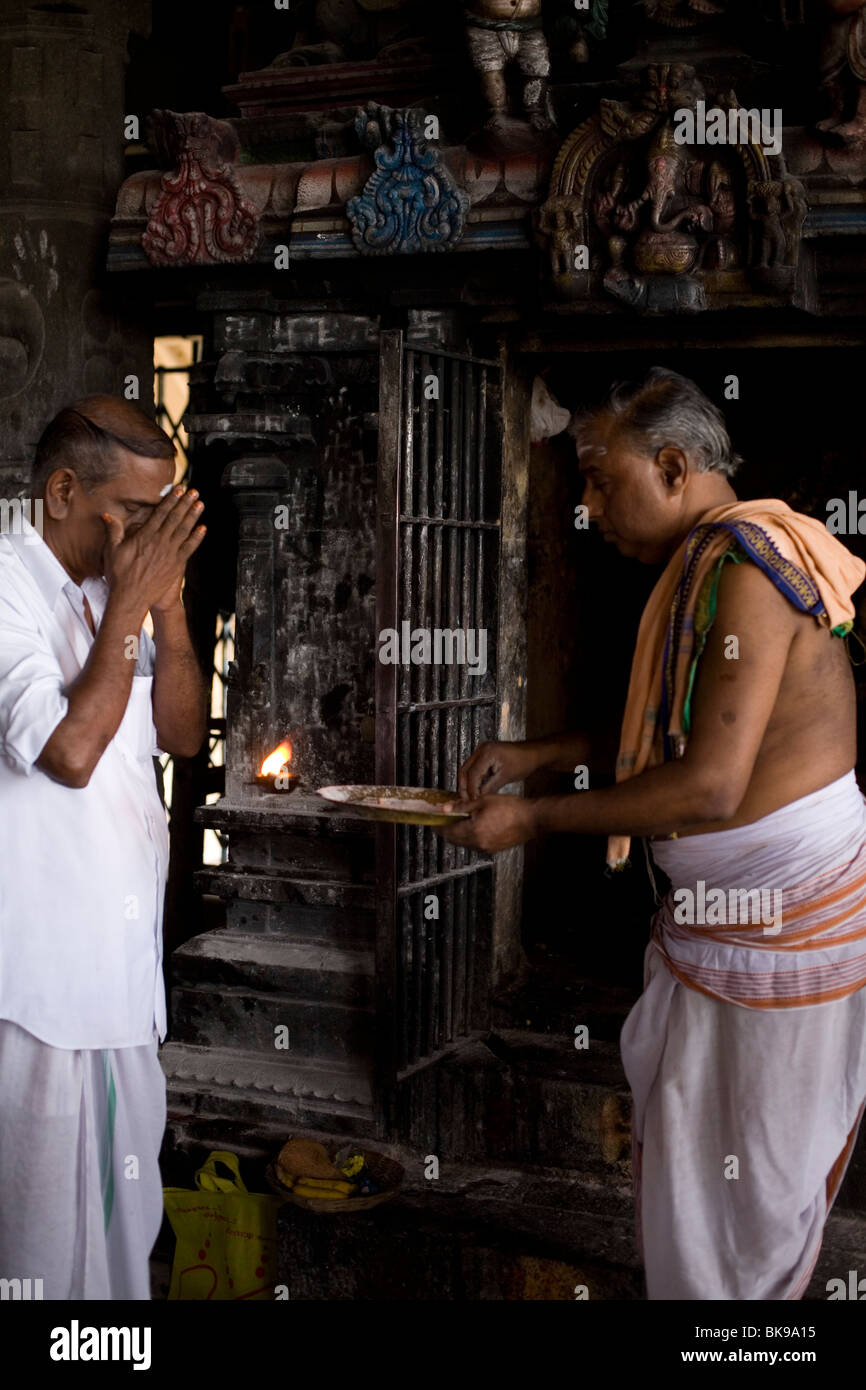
[649,770,866,890]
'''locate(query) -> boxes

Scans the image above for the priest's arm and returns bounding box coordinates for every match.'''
[439,562,798,852]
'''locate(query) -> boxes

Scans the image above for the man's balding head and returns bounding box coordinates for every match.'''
[33,396,176,495]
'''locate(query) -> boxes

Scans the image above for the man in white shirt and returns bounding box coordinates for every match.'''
[0,396,207,1299]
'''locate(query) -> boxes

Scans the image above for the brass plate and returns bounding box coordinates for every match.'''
[315,784,470,826]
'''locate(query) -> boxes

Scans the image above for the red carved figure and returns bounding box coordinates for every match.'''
[142,111,262,267]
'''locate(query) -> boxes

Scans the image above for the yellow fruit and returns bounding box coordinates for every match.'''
[293,1183,347,1200]
[297,1177,355,1195]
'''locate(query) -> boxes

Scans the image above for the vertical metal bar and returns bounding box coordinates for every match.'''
[424,887,436,1056]
[430,356,445,880]
[461,363,475,706]
[412,890,423,1065]
[465,361,476,518]
[442,359,460,883]
[398,366,414,890]
[413,706,424,877]
[448,365,466,872]
[465,871,478,1030]
[404,350,417,515]
[398,821,409,890]
[418,353,431,707]
[447,360,461,714]
[412,356,430,879]
[399,702,412,818]
[374,329,403,1127]
[398,897,409,1070]
[433,706,442,876]
[440,877,453,1044]
[399,358,416,715]
[453,872,467,1038]
[478,367,488,520]
[475,368,486,701]
[406,359,422,885]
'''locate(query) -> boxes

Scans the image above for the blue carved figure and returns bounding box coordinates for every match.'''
[347,106,470,255]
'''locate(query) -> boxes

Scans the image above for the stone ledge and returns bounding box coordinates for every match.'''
[161,1042,374,1110]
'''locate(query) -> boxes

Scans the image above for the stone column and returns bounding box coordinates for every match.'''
[0,0,154,495]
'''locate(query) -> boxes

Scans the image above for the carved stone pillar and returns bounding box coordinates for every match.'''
[0,0,154,493]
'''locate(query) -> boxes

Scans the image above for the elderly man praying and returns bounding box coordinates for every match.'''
[441,368,866,1300]
[0,397,207,1300]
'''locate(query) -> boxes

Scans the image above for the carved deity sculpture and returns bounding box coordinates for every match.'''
[640,0,726,27]
[706,160,737,268]
[547,0,608,65]
[750,180,807,269]
[275,0,433,65]
[539,62,807,312]
[599,124,715,297]
[816,0,866,146]
[537,195,583,274]
[464,0,553,133]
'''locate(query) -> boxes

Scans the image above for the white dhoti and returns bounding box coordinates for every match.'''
[0,1019,166,1300]
[620,771,866,1300]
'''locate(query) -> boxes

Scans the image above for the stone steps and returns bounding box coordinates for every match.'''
[172,928,375,1003]
[170,982,375,1060]
[196,864,377,937]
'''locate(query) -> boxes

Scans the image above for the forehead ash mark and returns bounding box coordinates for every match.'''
[576,441,608,469]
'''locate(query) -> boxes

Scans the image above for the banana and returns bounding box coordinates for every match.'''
[293,1182,353,1200]
[296,1176,356,1194]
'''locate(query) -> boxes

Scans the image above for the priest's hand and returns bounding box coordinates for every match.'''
[436,793,537,852]
[456,739,545,799]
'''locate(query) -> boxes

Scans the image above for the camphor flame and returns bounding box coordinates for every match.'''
[260,741,292,777]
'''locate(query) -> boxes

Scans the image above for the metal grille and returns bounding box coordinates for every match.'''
[152,337,229,861]
[203,610,235,865]
[154,335,202,484]
[377,334,504,1080]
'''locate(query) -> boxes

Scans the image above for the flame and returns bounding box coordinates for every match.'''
[260,742,292,777]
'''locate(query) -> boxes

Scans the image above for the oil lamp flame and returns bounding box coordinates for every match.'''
[260,742,292,777]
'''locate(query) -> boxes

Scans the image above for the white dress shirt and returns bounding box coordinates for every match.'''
[0,517,168,1049]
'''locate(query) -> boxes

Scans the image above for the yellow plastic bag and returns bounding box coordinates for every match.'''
[163,1150,284,1300]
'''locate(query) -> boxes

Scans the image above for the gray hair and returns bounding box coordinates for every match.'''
[569,368,743,478]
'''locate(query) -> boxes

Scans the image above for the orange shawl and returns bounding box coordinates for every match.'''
[607,499,866,869]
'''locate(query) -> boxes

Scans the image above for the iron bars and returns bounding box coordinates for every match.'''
[376,331,504,1083]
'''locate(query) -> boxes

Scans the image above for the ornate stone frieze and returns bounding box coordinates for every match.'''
[141,110,262,267]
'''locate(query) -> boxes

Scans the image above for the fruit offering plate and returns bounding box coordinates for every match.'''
[266,1145,405,1213]
[315,784,470,826]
